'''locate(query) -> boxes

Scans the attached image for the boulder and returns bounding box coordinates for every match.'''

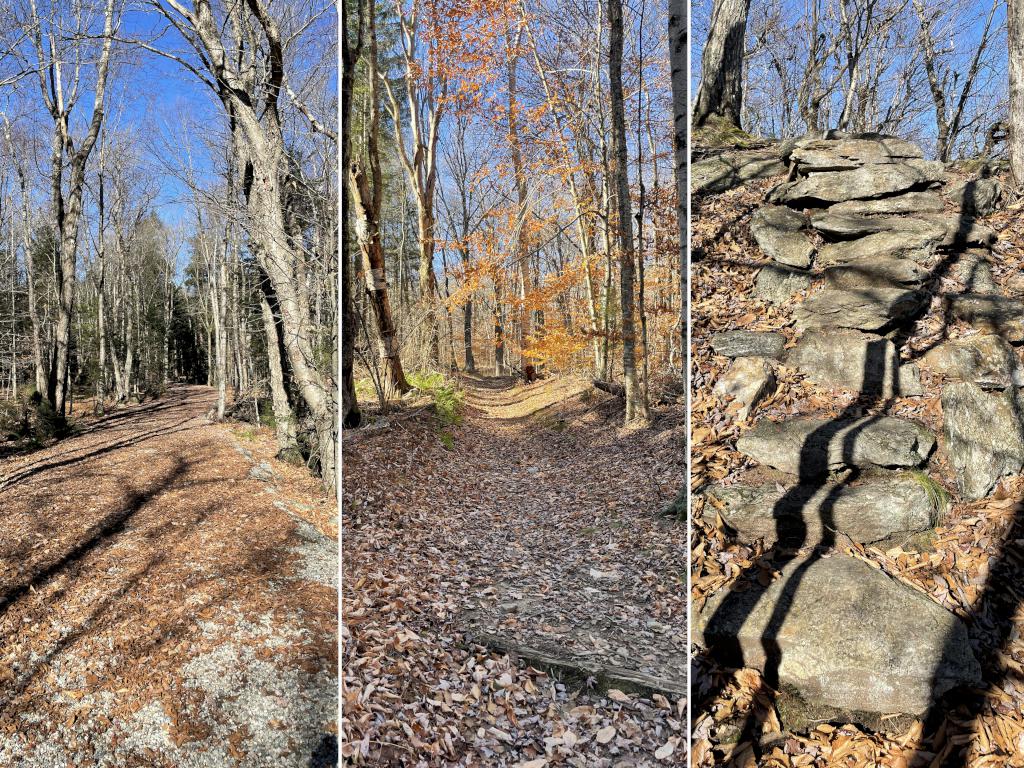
[736,416,935,476]
[750,205,814,268]
[771,162,944,205]
[693,149,789,195]
[922,335,1023,388]
[817,231,938,266]
[789,134,924,173]
[954,250,998,293]
[941,382,1024,499]
[948,294,1024,342]
[924,215,997,247]
[785,328,922,396]
[794,287,923,331]
[710,330,787,359]
[946,177,1002,216]
[754,264,812,304]
[703,473,938,546]
[824,257,925,290]
[827,191,944,216]
[694,554,981,714]
[808,212,947,240]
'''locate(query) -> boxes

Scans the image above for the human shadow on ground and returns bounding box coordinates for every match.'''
[694,183,989,755]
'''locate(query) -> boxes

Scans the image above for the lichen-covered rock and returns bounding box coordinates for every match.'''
[771,162,944,205]
[736,416,934,476]
[824,257,925,290]
[817,231,938,266]
[703,473,938,546]
[695,554,981,714]
[808,212,947,240]
[941,382,1024,499]
[785,328,922,396]
[922,335,1023,388]
[946,177,1002,216]
[710,330,787,359]
[827,191,944,216]
[794,287,923,331]
[750,205,814,268]
[754,265,811,304]
[948,294,1024,341]
[693,149,789,195]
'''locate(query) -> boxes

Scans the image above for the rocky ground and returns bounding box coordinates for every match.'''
[342,375,686,766]
[0,386,338,767]
[692,133,1024,767]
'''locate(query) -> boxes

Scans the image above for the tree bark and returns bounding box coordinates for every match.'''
[608,0,647,423]
[1009,0,1024,186]
[693,0,751,129]
[669,0,687,366]
[341,0,363,428]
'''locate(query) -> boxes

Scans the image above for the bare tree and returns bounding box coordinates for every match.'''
[694,0,752,128]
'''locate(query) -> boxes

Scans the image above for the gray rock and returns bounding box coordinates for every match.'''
[954,250,998,293]
[946,177,1002,216]
[949,294,1024,342]
[922,214,997,247]
[786,328,922,396]
[771,162,944,205]
[922,335,1023,388]
[754,264,812,304]
[941,382,1024,499]
[693,149,789,195]
[710,330,787,359]
[703,473,938,546]
[808,212,947,240]
[750,205,814,268]
[824,257,926,290]
[714,357,777,419]
[249,462,276,483]
[789,134,924,173]
[827,191,945,216]
[736,415,935,476]
[695,554,981,714]
[817,231,938,266]
[794,287,923,331]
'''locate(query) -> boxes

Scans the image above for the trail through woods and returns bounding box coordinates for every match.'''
[0,386,337,767]
[342,375,686,765]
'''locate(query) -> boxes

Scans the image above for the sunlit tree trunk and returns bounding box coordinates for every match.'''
[693,0,751,128]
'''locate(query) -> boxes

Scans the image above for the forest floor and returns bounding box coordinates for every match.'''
[0,385,338,767]
[691,157,1024,766]
[342,373,686,767]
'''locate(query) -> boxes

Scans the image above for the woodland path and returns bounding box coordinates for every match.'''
[343,374,686,765]
[0,385,337,768]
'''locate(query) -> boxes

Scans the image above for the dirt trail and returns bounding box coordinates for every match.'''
[342,374,686,765]
[0,385,337,768]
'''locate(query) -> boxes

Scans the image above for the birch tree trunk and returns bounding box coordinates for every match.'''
[669,0,687,364]
[1009,0,1024,186]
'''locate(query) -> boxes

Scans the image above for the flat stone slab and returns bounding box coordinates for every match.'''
[714,357,776,420]
[695,554,981,714]
[946,177,1002,216]
[949,294,1024,341]
[808,212,947,240]
[693,149,789,195]
[703,473,938,546]
[736,416,935,476]
[827,191,944,216]
[710,330,786,359]
[755,265,811,304]
[942,382,1024,499]
[750,205,814,268]
[786,328,922,396]
[824,257,926,290]
[795,287,923,331]
[922,334,1023,388]
[817,231,938,266]
[771,162,944,205]
[789,134,924,173]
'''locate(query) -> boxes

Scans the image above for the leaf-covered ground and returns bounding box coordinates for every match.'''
[691,161,1024,767]
[0,385,338,767]
[342,375,686,766]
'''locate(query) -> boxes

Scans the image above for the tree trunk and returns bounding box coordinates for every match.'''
[1009,0,1024,186]
[259,275,299,457]
[341,0,363,427]
[693,0,751,128]
[608,0,647,423]
[669,0,687,367]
